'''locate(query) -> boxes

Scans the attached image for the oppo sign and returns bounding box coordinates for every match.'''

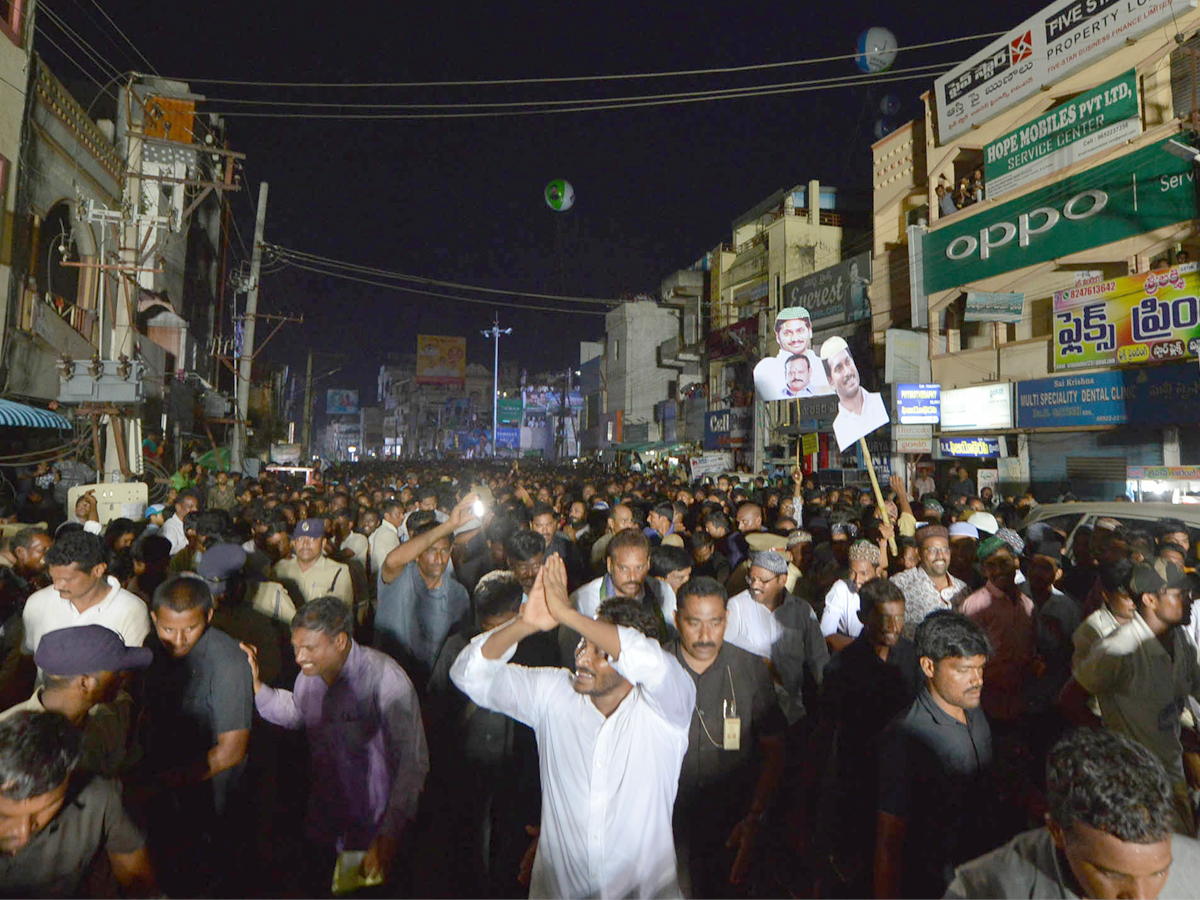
[943,190,1107,262]
[924,138,1198,294]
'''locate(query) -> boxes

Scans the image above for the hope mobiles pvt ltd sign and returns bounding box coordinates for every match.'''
[935,0,1193,142]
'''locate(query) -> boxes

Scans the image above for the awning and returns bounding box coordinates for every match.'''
[0,399,72,429]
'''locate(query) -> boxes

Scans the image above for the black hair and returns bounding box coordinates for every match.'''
[196,510,236,547]
[1098,557,1135,593]
[485,515,516,545]
[1158,541,1187,558]
[416,485,439,503]
[380,498,405,517]
[504,528,546,563]
[408,511,441,540]
[292,595,353,639]
[150,575,215,614]
[175,488,201,509]
[650,501,674,522]
[1047,729,1173,844]
[0,712,82,800]
[676,576,728,610]
[690,530,714,551]
[650,545,692,578]
[44,531,108,571]
[607,528,650,560]
[264,515,291,537]
[596,597,665,644]
[9,527,48,554]
[858,577,905,619]
[915,610,991,663]
[530,502,557,522]
[705,509,731,534]
[1156,518,1188,539]
[133,534,173,567]
[103,518,137,551]
[474,574,524,624]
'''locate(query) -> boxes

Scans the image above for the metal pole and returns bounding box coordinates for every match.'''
[301,348,313,461]
[481,315,512,458]
[232,181,268,471]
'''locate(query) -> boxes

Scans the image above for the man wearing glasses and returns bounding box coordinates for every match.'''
[890,526,969,640]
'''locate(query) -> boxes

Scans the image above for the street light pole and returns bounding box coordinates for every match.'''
[481,314,512,458]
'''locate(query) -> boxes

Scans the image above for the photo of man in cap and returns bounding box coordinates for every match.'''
[753,307,832,401]
[819,335,888,451]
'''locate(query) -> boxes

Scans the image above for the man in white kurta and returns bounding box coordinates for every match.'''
[451,555,694,899]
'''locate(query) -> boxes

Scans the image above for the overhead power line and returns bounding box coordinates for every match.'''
[162,31,1005,88]
[202,66,947,120]
[267,244,619,306]
[83,0,158,75]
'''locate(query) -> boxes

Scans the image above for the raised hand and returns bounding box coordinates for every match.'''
[541,554,571,622]
[520,564,558,632]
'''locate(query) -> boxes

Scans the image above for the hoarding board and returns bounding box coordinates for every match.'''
[781,252,872,324]
[325,389,359,415]
[984,70,1140,199]
[703,408,752,450]
[934,0,1191,141]
[895,384,941,424]
[1016,365,1200,427]
[941,384,1013,431]
[1053,264,1200,371]
[416,335,466,387]
[964,292,1025,323]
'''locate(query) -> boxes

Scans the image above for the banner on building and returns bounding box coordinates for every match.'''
[415,335,466,387]
[964,292,1025,323]
[924,138,1199,294]
[1053,264,1200,370]
[782,252,873,325]
[941,384,1013,431]
[497,397,523,425]
[934,0,1191,141]
[984,70,1140,199]
[1016,365,1200,428]
[495,427,520,449]
[325,389,359,415]
[704,408,752,450]
[690,452,733,480]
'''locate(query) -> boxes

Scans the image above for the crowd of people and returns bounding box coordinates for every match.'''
[0,457,1199,898]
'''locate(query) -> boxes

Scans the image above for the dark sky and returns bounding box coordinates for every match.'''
[37,0,1050,397]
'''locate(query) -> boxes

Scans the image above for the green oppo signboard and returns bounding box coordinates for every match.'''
[925,137,1199,295]
[984,70,1140,200]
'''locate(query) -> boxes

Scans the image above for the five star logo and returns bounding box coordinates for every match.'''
[1010,31,1033,64]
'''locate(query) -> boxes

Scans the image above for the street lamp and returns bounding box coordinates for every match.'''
[481,314,512,458]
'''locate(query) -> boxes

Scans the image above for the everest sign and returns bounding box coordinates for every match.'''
[923,138,1199,294]
[984,70,1140,199]
[935,0,1193,142]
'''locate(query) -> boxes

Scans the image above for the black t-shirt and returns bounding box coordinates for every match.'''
[878,687,994,898]
[0,774,144,898]
[143,624,254,816]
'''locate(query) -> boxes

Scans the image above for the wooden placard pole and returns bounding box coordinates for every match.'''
[859,436,897,555]
[795,400,802,469]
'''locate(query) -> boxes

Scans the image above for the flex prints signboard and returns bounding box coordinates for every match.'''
[781,252,872,324]
[415,335,466,387]
[935,0,1194,142]
[1017,365,1200,427]
[985,70,1140,199]
[924,138,1200,294]
[1053,264,1200,370]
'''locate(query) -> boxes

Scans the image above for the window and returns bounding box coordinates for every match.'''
[612,339,620,361]
[0,1,24,46]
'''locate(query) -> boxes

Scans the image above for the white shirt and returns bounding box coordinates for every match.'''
[22,576,151,655]
[1075,613,1200,782]
[819,579,863,640]
[753,348,830,401]
[913,476,936,498]
[343,532,369,571]
[571,575,677,624]
[450,624,694,899]
[369,519,401,575]
[162,514,188,556]
[832,389,889,452]
[725,590,786,658]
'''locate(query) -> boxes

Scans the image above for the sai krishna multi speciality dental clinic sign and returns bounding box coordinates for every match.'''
[924,137,1199,294]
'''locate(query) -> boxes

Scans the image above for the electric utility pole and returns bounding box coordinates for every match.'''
[480,314,512,458]
[231,180,268,471]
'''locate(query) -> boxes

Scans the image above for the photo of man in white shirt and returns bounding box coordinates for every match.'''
[753,307,832,401]
[819,335,889,451]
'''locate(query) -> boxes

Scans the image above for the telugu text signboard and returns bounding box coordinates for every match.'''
[924,138,1199,294]
[1053,264,1200,370]
[940,437,1002,458]
[416,335,466,387]
[934,0,1192,142]
[984,70,1140,199]
[1016,365,1200,428]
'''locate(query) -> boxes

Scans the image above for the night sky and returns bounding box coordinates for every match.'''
[36,0,1051,397]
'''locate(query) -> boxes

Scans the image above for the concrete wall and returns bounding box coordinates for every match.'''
[605,301,680,441]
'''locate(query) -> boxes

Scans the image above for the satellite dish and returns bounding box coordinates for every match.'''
[544,179,575,212]
[855,27,898,74]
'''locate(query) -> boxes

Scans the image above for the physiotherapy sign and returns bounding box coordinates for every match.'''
[895,384,941,424]
[1053,265,1200,371]
[924,138,1200,294]
[935,0,1193,141]
[984,70,1139,199]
